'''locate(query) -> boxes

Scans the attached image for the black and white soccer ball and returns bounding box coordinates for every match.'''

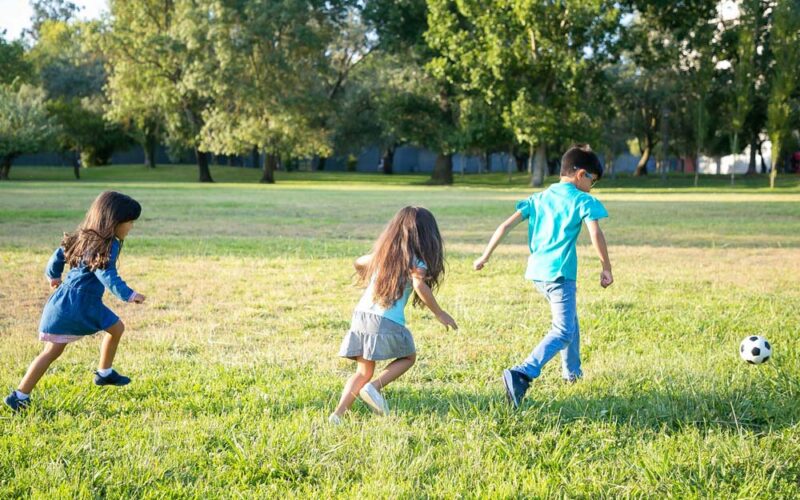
[739,335,772,364]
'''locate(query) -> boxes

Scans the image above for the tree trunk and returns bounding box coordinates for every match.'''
[196,149,214,182]
[431,153,453,185]
[530,143,546,187]
[251,146,259,169]
[746,134,758,175]
[769,136,780,189]
[694,151,701,188]
[730,132,738,186]
[261,151,276,184]
[515,154,526,173]
[634,147,650,176]
[527,145,533,174]
[0,155,12,180]
[382,146,395,175]
[605,150,615,180]
[634,140,651,176]
[144,130,157,169]
[317,156,327,171]
[507,148,514,183]
[72,151,80,180]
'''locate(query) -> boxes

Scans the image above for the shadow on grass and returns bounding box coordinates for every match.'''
[381,383,797,434]
[10,366,795,437]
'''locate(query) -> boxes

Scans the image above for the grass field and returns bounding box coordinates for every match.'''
[1,165,799,497]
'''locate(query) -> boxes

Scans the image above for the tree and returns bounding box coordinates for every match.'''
[48,96,130,171]
[367,0,462,184]
[28,20,130,173]
[104,0,217,182]
[101,40,162,169]
[766,0,800,188]
[426,0,620,186]
[196,0,352,183]
[0,35,33,85]
[0,84,56,180]
[617,1,720,177]
[25,0,81,41]
[723,0,765,185]
[314,6,377,171]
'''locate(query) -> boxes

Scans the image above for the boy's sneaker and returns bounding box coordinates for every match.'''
[502,369,530,409]
[4,391,30,412]
[359,383,389,416]
[328,413,342,426]
[94,370,131,387]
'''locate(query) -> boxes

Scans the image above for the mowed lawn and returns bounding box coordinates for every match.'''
[1,166,799,497]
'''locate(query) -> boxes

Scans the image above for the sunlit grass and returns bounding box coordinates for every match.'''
[1,170,799,496]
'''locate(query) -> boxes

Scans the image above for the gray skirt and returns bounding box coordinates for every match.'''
[338,311,416,361]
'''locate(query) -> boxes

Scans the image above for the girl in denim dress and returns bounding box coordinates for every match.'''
[329,206,458,423]
[5,191,146,412]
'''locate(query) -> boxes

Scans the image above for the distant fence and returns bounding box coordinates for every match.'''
[17,142,791,175]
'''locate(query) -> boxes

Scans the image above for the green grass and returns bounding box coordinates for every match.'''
[1,167,799,497]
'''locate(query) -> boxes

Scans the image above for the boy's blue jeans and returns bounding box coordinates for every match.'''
[512,278,582,381]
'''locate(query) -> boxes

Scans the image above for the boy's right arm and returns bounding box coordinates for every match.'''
[45,247,65,288]
[473,211,524,270]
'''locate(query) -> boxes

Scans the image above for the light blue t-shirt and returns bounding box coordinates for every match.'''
[355,260,427,326]
[516,182,608,282]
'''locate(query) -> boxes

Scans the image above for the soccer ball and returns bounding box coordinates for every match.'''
[739,335,772,364]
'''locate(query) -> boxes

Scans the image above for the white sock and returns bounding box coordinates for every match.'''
[15,390,29,400]
[97,367,113,377]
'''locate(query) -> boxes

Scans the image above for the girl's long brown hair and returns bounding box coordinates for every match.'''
[62,191,142,270]
[359,206,444,308]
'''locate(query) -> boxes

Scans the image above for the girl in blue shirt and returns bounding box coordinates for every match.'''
[330,206,458,423]
[5,191,146,412]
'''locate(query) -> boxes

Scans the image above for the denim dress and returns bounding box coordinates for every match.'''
[39,239,135,337]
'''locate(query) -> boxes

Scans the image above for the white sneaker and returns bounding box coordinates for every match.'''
[328,413,342,425]
[359,383,389,416]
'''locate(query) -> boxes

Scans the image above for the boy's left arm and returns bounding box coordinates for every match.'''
[585,219,613,288]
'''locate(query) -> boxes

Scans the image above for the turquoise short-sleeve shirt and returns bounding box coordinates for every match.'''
[517,182,608,281]
[355,259,427,326]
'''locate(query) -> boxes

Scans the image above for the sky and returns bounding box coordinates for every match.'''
[0,0,107,40]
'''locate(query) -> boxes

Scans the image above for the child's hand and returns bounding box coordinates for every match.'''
[436,311,458,330]
[131,292,147,304]
[473,255,489,271]
[600,270,614,288]
[49,278,62,289]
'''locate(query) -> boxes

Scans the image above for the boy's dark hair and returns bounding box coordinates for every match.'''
[560,144,603,180]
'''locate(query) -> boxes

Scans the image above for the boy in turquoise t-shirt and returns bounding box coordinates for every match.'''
[474,144,614,408]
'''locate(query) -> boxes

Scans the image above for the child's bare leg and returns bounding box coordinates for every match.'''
[371,354,416,391]
[333,357,375,417]
[99,321,125,370]
[18,342,67,394]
